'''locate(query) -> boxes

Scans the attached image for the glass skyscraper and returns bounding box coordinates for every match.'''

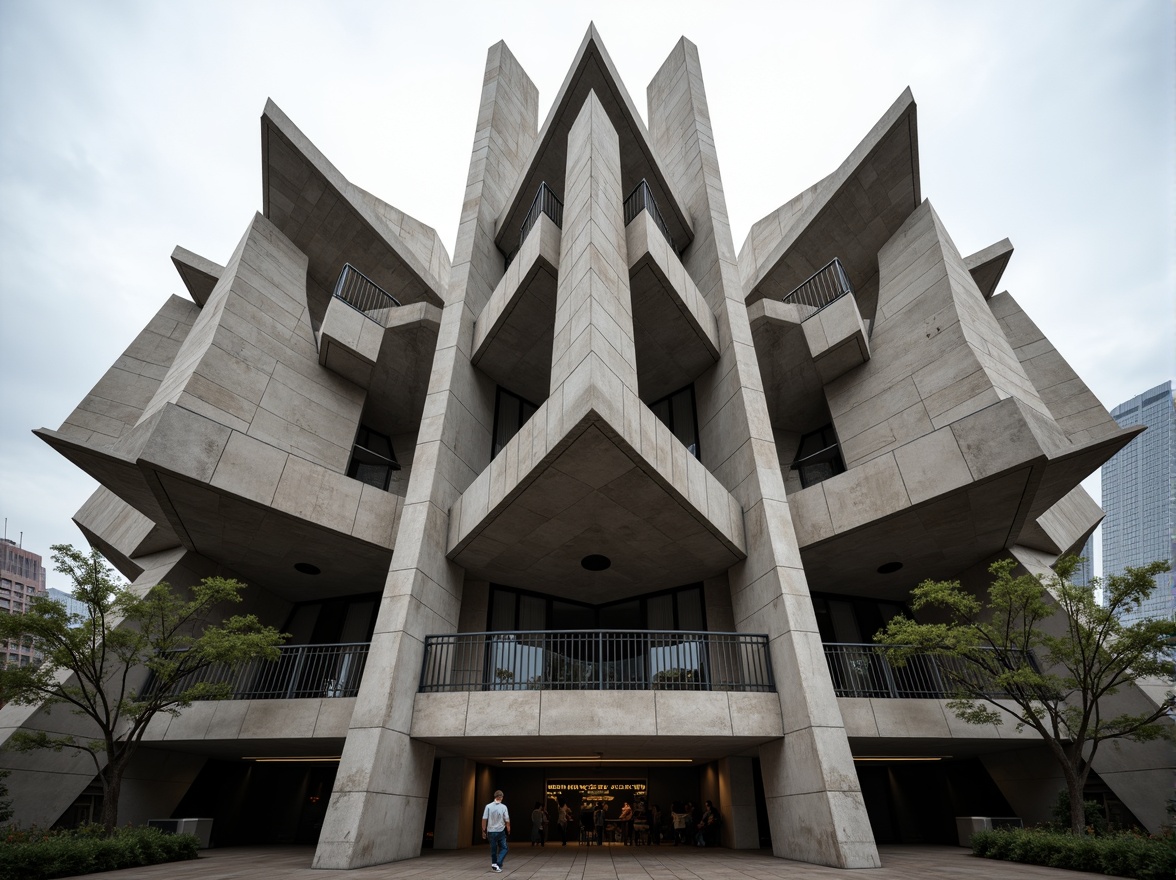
[1101,380,1175,627]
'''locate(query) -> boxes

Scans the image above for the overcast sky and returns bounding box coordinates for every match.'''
[1,0,1173,587]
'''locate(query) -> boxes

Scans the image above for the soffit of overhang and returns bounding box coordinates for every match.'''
[261,99,449,309]
[493,25,694,259]
[740,88,921,308]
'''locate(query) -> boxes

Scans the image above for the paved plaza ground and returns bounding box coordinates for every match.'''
[58,842,1115,879]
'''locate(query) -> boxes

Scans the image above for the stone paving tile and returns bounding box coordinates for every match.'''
[56,843,1114,880]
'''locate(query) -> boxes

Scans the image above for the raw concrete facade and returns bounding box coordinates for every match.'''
[6,26,1170,868]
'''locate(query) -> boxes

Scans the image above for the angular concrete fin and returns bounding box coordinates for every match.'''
[739,88,920,305]
[963,238,1014,298]
[170,246,223,307]
[261,99,449,306]
[493,24,693,257]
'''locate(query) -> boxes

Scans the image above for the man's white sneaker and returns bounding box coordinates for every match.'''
[491,865,502,872]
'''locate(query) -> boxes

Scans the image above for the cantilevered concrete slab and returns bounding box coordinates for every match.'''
[452,92,742,600]
[790,397,1141,600]
[749,291,871,436]
[170,246,223,307]
[317,298,442,435]
[627,211,720,401]
[262,100,449,313]
[412,690,784,759]
[493,25,693,260]
[739,88,920,308]
[963,238,1014,299]
[472,213,560,406]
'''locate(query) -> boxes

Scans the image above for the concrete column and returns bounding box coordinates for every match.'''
[432,758,476,849]
[549,89,639,409]
[717,756,759,849]
[647,39,879,868]
[313,42,538,870]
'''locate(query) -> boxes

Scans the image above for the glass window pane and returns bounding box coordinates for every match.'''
[676,588,704,631]
[490,589,516,631]
[519,594,546,631]
[647,594,674,630]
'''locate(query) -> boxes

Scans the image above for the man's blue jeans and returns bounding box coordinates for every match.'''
[488,830,508,867]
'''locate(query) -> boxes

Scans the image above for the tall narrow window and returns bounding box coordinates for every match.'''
[492,387,538,459]
[792,424,845,488]
[649,384,700,459]
[347,425,399,490]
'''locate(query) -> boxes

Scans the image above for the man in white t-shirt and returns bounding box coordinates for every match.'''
[481,789,511,872]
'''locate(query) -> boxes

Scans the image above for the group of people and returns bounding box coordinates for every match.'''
[483,790,723,870]
[670,799,722,847]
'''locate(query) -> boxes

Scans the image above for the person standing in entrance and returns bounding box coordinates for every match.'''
[481,790,511,872]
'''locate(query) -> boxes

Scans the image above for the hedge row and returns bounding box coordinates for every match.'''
[972,827,1175,880]
[0,825,199,880]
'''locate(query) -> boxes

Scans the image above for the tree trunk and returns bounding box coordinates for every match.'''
[100,762,121,834]
[1067,772,1085,835]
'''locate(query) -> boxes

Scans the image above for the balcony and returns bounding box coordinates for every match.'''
[419,630,774,693]
[142,642,370,700]
[624,179,673,251]
[823,642,1036,699]
[783,257,853,317]
[332,262,401,322]
[504,182,563,268]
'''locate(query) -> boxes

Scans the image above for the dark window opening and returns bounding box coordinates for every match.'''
[487,583,705,632]
[347,425,400,490]
[810,592,908,644]
[792,423,845,488]
[649,384,700,459]
[492,386,538,459]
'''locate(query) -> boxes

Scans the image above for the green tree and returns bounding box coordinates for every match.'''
[875,555,1174,835]
[0,544,286,833]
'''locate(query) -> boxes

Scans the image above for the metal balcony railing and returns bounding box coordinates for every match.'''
[505,183,563,268]
[332,263,400,319]
[623,179,674,251]
[141,642,370,701]
[823,643,1036,699]
[419,630,774,693]
[782,258,853,316]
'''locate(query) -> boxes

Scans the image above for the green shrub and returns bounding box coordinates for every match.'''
[0,825,198,880]
[971,827,1176,880]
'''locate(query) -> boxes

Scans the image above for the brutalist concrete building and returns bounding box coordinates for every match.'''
[7,27,1170,868]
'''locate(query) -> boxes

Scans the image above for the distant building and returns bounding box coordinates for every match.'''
[1102,381,1176,627]
[47,587,88,625]
[0,539,47,667]
[1072,535,1095,588]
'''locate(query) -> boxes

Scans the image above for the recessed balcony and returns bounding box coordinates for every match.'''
[144,642,370,700]
[420,630,774,693]
[824,642,1036,699]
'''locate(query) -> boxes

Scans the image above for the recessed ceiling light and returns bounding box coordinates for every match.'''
[876,561,902,574]
[581,554,610,571]
[294,562,321,575]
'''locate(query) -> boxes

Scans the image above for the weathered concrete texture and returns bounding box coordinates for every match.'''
[313,40,539,870]
[990,290,1122,445]
[446,90,743,598]
[626,210,720,401]
[494,24,693,262]
[472,212,560,406]
[739,89,919,311]
[1018,484,1103,557]
[648,38,878,869]
[262,101,450,316]
[171,245,224,307]
[962,238,1013,299]
[142,213,366,473]
[72,486,179,580]
[827,199,1051,472]
[57,294,199,449]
